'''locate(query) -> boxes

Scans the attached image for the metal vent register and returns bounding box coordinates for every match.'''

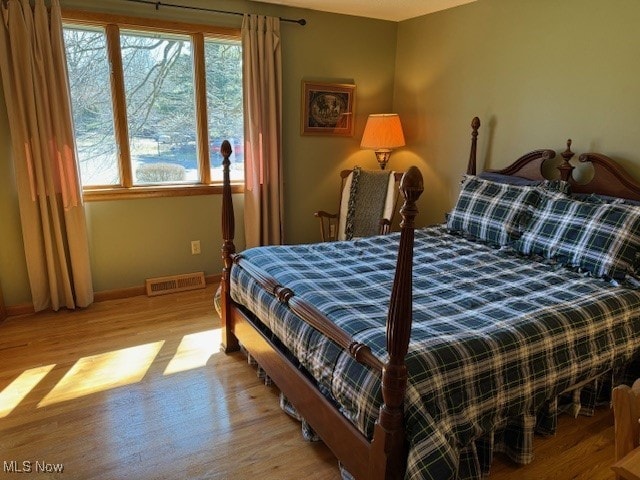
[145,272,206,296]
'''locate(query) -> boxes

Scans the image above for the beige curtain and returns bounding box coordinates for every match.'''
[242,14,284,248]
[0,0,93,311]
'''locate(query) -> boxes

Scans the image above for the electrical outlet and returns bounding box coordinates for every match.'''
[191,240,201,255]
[329,224,337,239]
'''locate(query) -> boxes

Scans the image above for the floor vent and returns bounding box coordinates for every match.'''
[145,272,206,297]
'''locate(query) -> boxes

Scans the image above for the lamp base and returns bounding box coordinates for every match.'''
[374,149,392,170]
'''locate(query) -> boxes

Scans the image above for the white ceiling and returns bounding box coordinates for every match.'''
[256,0,477,22]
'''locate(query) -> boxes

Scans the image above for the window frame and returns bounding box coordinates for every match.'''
[62,9,244,201]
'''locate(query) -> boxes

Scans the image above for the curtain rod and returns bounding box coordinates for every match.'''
[123,0,307,25]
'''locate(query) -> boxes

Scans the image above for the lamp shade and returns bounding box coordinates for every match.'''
[360,113,406,150]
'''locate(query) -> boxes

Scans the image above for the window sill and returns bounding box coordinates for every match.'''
[83,183,244,202]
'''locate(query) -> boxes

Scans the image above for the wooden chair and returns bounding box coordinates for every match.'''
[314,168,403,241]
[612,380,640,480]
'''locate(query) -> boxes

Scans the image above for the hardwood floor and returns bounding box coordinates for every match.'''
[0,285,618,479]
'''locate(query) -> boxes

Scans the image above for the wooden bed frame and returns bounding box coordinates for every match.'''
[218,117,640,480]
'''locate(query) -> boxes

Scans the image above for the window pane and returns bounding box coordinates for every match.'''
[63,27,120,186]
[120,32,197,185]
[205,39,243,182]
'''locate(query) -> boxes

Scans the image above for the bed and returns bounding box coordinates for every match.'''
[217,117,640,480]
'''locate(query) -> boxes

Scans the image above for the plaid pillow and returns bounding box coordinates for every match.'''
[447,176,543,246]
[478,172,571,195]
[572,192,640,207]
[541,179,572,195]
[515,192,640,279]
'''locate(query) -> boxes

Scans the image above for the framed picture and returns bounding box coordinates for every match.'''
[301,81,356,136]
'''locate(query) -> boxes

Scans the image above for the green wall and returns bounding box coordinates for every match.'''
[393,0,640,225]
[281,11,398,245]
[10,0,638,309]
[83,195,245,293]
[0,0,397,306]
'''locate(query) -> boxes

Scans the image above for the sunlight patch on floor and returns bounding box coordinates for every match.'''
[0,364,56,418]
[38,341,164,407]
[163,328,221,375]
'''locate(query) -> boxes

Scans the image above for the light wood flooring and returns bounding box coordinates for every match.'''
[0,285,618,479]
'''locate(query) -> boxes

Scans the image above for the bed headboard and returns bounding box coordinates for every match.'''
[467,117,640,202]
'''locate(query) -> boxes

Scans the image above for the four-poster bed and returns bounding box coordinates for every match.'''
[217,117,640,479]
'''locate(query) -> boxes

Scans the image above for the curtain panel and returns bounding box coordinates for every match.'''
[0,0,93,311]
[242,14,284,248]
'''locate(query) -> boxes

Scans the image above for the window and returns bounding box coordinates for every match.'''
[62,12,243,199]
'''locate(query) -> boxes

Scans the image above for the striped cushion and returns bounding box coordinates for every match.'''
[447,175,542,246]
[515,192,640,279]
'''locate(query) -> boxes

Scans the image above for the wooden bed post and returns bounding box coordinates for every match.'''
[370,166,424,480]
[467,116,481,175]
[558,139,575,182]
[220,140,240,353]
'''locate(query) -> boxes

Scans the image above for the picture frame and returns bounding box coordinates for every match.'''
[301,81,356,136]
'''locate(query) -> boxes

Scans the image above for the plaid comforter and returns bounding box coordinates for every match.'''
[229,226,640,479]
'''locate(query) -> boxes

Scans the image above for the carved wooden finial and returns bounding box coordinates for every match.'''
[558,138,575,182]
[561,139,574,162]
[399,166,424,201]
[468,117,481,175]
[221,139,232,159]
[399,166,424,229]
[471,116,481,133]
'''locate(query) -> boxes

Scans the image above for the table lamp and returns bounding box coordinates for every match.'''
[360,113,406,170]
